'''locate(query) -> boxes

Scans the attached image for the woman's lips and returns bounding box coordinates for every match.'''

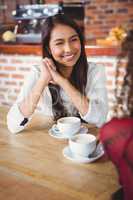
[62,54,76,61]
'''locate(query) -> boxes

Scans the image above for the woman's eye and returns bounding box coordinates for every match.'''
[55,42,63,46]
[71,38,78,42]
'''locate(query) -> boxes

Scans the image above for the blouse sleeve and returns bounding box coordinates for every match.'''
[7,66,42,134]
[80,62,108,127]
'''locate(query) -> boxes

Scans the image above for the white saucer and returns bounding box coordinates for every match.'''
[63,143,104,163]
[48,124,88,139]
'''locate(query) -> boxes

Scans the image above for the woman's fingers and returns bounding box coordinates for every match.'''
[40,58,54,83]
[42,59,53,76]
[42,58,58,84]
[43,57,62,85]
[46,64,51,72]
[43,58,50,69]
[43,58,56,75]
[45,58,56,71]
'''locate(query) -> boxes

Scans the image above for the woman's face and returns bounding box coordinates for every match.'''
[49,24,81,67]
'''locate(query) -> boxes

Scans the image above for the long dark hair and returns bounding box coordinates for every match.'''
[41,14,88,120]
[115,30,133,117]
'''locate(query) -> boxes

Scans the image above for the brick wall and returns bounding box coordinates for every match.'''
[87,56,126,119]
[45,0,133,43]
[0,54,41,106]
[84,0,133,42]
[0,51,126,120]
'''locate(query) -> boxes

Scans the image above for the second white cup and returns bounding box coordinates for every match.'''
[69,133,96,157]
[57,116,81,137]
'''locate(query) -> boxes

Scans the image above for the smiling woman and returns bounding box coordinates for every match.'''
[49,24,81,69]
[7,14,108,134]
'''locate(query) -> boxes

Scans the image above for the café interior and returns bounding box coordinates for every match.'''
[0,0,132,199]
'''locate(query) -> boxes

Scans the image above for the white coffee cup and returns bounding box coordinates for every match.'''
[57,117,81,137]
[69,133,96,157]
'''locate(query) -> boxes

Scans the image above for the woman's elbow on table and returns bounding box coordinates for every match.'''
[6,104,27,134]
[7,114,25,134]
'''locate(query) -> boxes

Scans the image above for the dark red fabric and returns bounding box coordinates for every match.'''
[99,118,133,200]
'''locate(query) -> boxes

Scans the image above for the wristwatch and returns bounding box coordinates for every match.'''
[20,118,28,126]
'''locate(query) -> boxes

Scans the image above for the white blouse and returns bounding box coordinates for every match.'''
[7,62,108,134]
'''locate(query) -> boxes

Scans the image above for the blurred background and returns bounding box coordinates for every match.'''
[0,0,133,120]
[0,0,132,44]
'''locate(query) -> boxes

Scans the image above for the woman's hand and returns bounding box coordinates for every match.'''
[39,58,53,84]
[42,58,89,116]
[44,58,65,85]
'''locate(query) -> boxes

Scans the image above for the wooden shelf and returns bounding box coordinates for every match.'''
[0,44,42,55]
[0,43,121,56]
